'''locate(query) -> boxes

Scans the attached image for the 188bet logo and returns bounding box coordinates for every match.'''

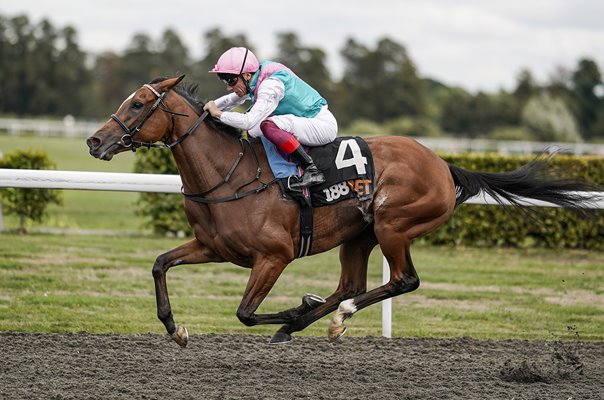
[322,182,350,202]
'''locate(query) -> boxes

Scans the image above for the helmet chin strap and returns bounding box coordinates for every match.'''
[238,48,253,95]
[238,48,249,75]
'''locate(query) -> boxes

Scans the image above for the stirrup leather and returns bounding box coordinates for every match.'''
[288,165,325,189]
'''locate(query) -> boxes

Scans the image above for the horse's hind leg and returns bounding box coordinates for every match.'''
[327,170,455,340]
[270,230,378,343]
[328,236,419,341]
[152,239,223,347]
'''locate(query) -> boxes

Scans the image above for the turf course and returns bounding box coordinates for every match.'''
[1,134,602,340]
[1,233,602,340]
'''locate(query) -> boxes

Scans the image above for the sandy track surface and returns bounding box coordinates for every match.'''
[1,332,602,399]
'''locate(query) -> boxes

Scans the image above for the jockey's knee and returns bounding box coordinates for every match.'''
[260,119,278,133]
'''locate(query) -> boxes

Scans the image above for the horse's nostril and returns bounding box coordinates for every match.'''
[87,136,101,149]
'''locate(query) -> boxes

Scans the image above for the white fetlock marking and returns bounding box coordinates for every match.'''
[333,299,357,326]
[340,299,357,314]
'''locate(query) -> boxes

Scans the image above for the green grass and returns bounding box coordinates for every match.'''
[0,134,135,172]
[0,134,145,232]
[1,233,602,340]
[1,134,602,340]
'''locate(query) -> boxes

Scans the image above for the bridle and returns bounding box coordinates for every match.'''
[110,83,208,151]
[108,82,277,203]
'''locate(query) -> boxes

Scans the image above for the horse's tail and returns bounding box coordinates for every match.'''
[448,158,602,213]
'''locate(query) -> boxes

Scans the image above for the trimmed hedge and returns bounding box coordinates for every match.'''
[133,148,190,235]
[0,148,63,234]
[135,147,604,248]
[423,153,604,249]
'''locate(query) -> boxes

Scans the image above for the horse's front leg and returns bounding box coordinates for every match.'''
[152,238,223,347]
[235,256,290,327]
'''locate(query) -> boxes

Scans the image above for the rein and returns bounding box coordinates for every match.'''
[182,138,278,204]
[110,82,277,204]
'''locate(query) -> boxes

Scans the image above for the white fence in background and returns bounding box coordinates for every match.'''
[3,117,604,155]
[0,116,103,138]
[1,168,603,338]
[415,137,604,156]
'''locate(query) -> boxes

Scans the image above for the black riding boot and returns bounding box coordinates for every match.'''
[289,145,325,188]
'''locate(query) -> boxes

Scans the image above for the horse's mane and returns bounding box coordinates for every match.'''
[149,76,243,139]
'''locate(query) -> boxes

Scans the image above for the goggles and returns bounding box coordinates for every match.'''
[218,73,239,86]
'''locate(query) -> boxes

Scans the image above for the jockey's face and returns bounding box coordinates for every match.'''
[224,72,252,97]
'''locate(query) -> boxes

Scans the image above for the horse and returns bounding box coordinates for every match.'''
[86,75,600,346]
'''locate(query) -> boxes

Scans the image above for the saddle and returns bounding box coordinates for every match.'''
[260,136,375,258]
[261,136,375,207]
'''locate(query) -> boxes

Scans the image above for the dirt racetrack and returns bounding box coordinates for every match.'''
[1,332,602,400]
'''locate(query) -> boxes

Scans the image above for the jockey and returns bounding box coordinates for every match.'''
[203,47,338,189]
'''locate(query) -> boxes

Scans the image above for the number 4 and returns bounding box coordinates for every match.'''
[335,139,367,174]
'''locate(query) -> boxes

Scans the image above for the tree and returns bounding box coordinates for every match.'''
[0,149,63,234]
[55,26,92,116]
[0,15,91,117]
[0,16,10,113]
[469,91,521,137]
[571,58,603,140]
[93,51,127,116]
[522,92,582,142]
[27,19,59,115]
[547,66,573,94]
[90,29,191,118]
[439,87,473,136]
[438,87,521,138]
[336,37,426,126]
[513,69,536,104]
[591,107,604,139]
[157,28,192,76]
[274,32,333,100]
[117,33,161,95]
[1,15,36,115]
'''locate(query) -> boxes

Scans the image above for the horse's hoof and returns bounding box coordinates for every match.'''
[303,293,326,309]
[269,330,292,344]
[171,325,188,348]
[328,325,347,342]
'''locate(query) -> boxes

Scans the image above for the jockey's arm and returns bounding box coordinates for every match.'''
[214,92,248,111]
[218,78,284,132]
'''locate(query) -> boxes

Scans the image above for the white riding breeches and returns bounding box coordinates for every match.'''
[248,105,338,146]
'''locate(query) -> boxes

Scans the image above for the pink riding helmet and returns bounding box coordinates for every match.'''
[209,47,260,74]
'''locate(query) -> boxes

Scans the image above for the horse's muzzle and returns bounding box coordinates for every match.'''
[86,136,101,151]
[86,135,114,161]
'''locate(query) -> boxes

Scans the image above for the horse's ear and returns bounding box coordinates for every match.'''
[174,74,186,85]
[158,75,186,91]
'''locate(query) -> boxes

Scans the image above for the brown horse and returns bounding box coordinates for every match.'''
[87,75,599,346]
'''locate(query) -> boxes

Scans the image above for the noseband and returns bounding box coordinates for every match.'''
[111,84,208,150]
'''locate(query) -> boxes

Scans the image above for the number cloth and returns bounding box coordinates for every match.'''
[264,137,375,207]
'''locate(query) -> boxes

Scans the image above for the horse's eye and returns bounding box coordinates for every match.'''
[132,102,144,110]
